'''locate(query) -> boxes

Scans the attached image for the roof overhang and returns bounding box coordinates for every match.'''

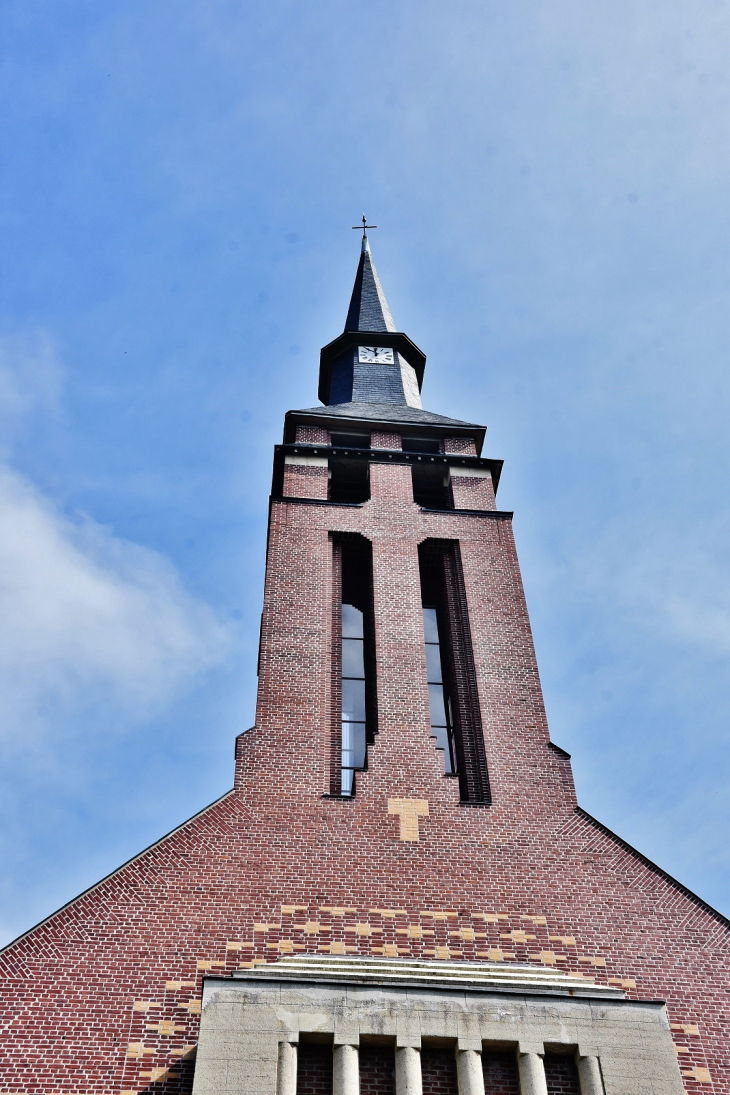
[284,408,487,455]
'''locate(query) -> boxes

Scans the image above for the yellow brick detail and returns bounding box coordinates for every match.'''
[528,951,566,965]
[180,1000,202,1014]
[671,1023,700,1035]
[500,931,535,944]
[387,798,429,841]
[196,960,225,971]
[549,935,576,946]
[682,1068,712,1083]
[132,1001,159,1012]
[140,1068,180,1083]
[476,948,514,961]
[146,1021,185,1035]
[578,956,606,967]
[397,925,433,939]
[166,980,195,990]
[126,1043,154,1058]
[521,915,548,925]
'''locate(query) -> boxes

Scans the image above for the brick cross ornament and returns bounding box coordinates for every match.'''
[388,798,429,841]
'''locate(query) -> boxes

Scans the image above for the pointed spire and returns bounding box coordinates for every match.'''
[344,236,397,333]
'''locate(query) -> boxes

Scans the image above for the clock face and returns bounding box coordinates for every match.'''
[358,345,395,364]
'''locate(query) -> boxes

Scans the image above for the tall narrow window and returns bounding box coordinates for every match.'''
[331,535,376,796]
[341,602,366,795]
[419,539,491,804]
[423,606,456,774]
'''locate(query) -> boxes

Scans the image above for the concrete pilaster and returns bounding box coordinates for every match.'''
[517,1052,548,1095]
[395,1046,422,1095]
[333,1043,359,1095]
[577,1055,604,1095]
[455,1049,485,1095]
[276,1041,297,1095]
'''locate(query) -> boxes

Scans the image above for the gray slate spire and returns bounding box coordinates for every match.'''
[345,236,397,332]
[316,235,428,410]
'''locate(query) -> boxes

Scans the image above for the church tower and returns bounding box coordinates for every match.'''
[0,233,728,1095]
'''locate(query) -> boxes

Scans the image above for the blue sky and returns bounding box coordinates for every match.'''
[1,0,729,942]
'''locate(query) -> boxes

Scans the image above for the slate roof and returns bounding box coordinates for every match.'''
[345,237,397,332]
[306,239,485,447]
[289,401,484,431]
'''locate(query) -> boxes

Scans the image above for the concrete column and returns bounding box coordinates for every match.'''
[576,1055,604,1095]
[333,1043,359,1095]
[517,1052,548,1095]
[395,1046,422,1095]
[455,1049,485,1095]
[276,1041,297,1095]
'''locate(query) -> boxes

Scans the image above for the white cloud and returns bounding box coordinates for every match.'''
[0,465,231,737]
[0,331,231,740]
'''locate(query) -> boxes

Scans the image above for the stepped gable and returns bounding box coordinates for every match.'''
[0,234,728,1095]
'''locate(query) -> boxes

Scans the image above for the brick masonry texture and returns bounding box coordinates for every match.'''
[1,435,728,1095]
[283,462,329,499]
[482,1052,520,1095]
[543,1055,581,1095]
[422,1050,459,1094]
[295,426,330,445]
[450,473,495,511]
[296,1044,332,1095]
[371,431,401,450]
[443,437,477,456]
[359,1046,395,1094]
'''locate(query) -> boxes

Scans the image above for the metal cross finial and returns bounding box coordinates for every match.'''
[352,214,377,239]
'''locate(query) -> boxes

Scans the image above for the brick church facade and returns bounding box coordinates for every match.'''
[1,234,728,1094]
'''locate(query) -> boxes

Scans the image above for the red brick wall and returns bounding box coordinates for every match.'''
[296,1043,332,1094]
[544,1054,580,1095]
[482,1051,519,1095]
[296,426,330,445]
[359,1046,395,1094]
[443,437,477,456]
[450,472,495,511]
[0,448,728,1095]
[371,432,401,450]
[421,1049,458,1094]
[283,462,329,499]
